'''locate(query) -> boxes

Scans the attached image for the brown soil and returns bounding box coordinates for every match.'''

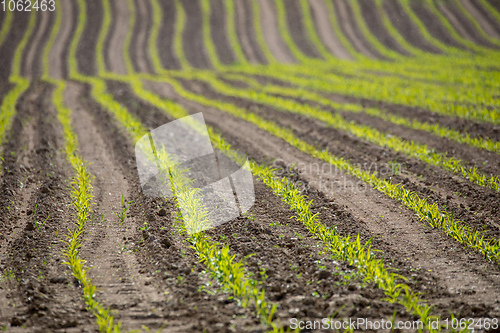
[107,78,460,325]
[308,0,353,60]
[181,0,212,69]
[76,0,103,76]
[358,0,409,56]
[3,0,500,331]
[0,82,95,331]
[284,0,322,59]
[332,0,383,59]
[383,0,442,54]
[106,0,128,74]
[134,0,155,73]
[209,0,236,65]
[257,0,296,63]
[409,1,468,50]
[175,76,500,237]
[461,0,500,40]
[436,1,498,49]
[156,0,182,69]
[0,11,29,81]
[48,0,74,79]
[234,0,267,64]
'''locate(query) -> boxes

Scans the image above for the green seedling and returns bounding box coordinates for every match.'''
[33,203,50,231]
[0,268,15,282]
[114,194,134,225]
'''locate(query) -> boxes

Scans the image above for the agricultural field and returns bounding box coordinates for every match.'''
[0,0,500,332]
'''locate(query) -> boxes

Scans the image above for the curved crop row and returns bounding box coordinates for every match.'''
[46,2,122,331]
[140,72,442,329]
[143,70,473,332]
[156,71,500,266]
[221,72,500,155]
[149,0,500,268]
[178,70,500,193]
[222,0,500,125]
[88,0,282,329]
[0,10,13,47]
[142,3,452,329]
[0,12,34,166]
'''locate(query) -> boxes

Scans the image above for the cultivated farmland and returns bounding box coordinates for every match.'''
[0,0,499,332]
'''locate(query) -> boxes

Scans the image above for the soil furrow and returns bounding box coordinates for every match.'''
[63,81,169,331]
[0,82,93,331]
[436,1,496,49]
[23,10,51,78]
[180,76,500,238]
[462,0,500,39]
[383,0,442,54]
[209,0,236,65]
[164,77,500,310]
[308,0,353,60]
[75,80,266,332]
[181,0,212,69]
[48,0,74,80]
[156,0,181,70]
[107,0,129,75]
[332,0,380,58]
[284,0,322,59]
[253,73,500,144]
[409,0,468,50]
[358,0,409,56]
[134,0,155,73]
[340,110,500,179]
[76,0,103,76]
[257,0,296,63]
[234,0,264,64]
[0,11,29,82]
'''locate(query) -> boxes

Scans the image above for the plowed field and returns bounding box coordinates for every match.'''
[0,0,500,332]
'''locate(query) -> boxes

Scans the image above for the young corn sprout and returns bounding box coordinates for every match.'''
[33,203,50,231]
[114,194,134,225]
